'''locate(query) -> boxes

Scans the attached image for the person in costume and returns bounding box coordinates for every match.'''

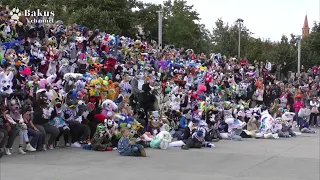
[91,123,113,151]
[139,83,156,124]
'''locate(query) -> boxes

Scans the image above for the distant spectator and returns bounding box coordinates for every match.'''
[310,97,319,126]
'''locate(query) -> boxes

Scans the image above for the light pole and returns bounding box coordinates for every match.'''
[156,10,163,50]
[236,18,244,59]
[296,35,302,73]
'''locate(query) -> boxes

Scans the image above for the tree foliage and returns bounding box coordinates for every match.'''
[211,18,320,70]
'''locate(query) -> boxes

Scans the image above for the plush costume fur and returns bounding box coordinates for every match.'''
[298,108,316,133]
[103,56,117,74]
[0,71,14,94]
[147,111,162,135]
[101,99,118,120]
[256,110,279,139]
[150,130,172,150]
[4,48,18,65]
[91,123,113,151]
[63,73,83,93]
[224,111,246,140]
[169,94,181,111]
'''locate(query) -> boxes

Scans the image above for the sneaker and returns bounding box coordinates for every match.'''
[19,147,26,155]
[272,134,279,139]
[55,141,59,148]
[65,143,71,147]
[206,143,215,148]
[139,149,147,157]
[181,145,189,150]
[43,145,47,151]
[112,147,118,151]
[4,148,12,155]
[26,144,36,152]
[48,144,54,150]
[80,141,88,144]
[71,142,81,148]
[106,147,113,151]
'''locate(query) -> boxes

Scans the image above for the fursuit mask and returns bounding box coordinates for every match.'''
[38,91,49,105]
[8,97,21,113]
[0,71,14,94]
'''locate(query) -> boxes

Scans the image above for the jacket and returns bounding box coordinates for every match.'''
[293,101,304,113]
[118,137,130,154]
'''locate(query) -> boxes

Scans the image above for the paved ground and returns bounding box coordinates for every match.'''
[0,132,319,180]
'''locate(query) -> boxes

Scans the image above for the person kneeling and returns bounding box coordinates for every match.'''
[118,128,146,157]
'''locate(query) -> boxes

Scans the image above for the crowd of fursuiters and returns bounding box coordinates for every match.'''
[0,6,319,158]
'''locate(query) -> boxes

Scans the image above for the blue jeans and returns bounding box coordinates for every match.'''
[231,129,242,141]
[27,128,43,149]
[120,144,144,156]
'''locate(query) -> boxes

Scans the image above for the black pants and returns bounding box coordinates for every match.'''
[182,128,191,140]
[56,127,71,144]
[36,123,60,145]
[85,121,98,139]
[184,138,202,149]
[0,127,19,148]
[310,113,319,126]
[0,128,8,148]
[80,122,91,141]
[68,122,90,143]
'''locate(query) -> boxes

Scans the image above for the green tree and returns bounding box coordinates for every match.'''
[67,6,121,34]
[211,19,236,56]
[300,23,320,68]
[163,0,201,50]
[244,37,264,63]
[134,3,162,41]
[211,19,252,58]
[135,0,212,54]
[274,35,296,65]
[65,0,139,37]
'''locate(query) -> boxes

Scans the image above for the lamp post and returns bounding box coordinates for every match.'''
[296,35,302,73]
[156,10,163,50]
[236,18,244,59]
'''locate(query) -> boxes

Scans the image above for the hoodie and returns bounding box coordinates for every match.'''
[293,100,304,113]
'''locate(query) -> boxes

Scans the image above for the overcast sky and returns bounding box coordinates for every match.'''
[142,0,320,41]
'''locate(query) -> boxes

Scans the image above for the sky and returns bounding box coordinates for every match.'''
[142,0,320,42]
